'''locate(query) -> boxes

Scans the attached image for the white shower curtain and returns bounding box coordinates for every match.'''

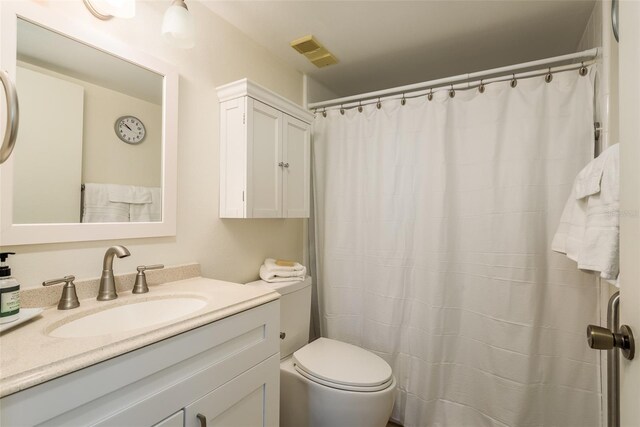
[313,68,601,427]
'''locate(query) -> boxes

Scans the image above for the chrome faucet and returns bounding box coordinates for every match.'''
[97,245,131,301]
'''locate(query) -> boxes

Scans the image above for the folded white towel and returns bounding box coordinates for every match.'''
[552,144,619,285]
[259,264,306,283]
[263,258,305,273]
[108,184,152,204]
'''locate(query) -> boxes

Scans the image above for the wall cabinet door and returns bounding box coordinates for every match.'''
[184,353,280,427]
[282,114,310,218]
[248,99,283,218]
[219,97,247,218]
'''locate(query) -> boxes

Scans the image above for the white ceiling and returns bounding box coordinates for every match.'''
[17,18,163,104]
[203,0,596,100]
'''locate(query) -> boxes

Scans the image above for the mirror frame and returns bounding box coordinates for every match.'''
[0,2,178,245]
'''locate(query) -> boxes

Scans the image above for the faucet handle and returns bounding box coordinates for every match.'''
[133,264,164,294]
[136,264,164,273]
[42,275,80,310]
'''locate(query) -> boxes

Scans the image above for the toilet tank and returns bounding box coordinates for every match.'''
[246,276,312,359]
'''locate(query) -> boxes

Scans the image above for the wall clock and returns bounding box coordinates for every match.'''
[115,115,146,144]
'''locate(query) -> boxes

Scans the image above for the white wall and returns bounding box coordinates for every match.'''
[2,0,305,288]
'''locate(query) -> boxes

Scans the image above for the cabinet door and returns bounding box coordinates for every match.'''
[184,353,280,427]
[248,99,283,218]
[219,98,247,218]
[282,114,310,218]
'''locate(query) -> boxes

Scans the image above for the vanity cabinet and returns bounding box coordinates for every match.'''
[217,79,314,219]
[0,301,280,427]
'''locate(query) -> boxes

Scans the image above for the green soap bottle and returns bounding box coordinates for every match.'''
[0,252,20,324]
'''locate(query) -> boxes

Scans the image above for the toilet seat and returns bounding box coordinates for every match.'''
[292,338,394,392]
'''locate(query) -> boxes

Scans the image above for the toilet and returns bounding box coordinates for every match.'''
[246,277,396,427]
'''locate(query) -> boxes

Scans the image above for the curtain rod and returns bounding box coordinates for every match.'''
[308,47,600,109]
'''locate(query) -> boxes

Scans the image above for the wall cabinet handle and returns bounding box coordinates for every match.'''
[0,69,19,164]
[196,413,207,427]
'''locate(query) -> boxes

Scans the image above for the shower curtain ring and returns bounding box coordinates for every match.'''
[510,74,518,88]
[579,62,588,76]
[427,89,433,101]
[401,93,406,106]
[376,97,382,109]
[313,108,318,117]
[479,80,485,93]
[340,104,345,115]
[449,85,455,98]
[358,101,363,113]
[545,67,553,83]
[322,108,327,118]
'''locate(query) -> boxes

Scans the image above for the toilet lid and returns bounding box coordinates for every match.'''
[292,338,393,392]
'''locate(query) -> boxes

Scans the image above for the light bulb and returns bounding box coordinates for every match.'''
[162,0,195,49]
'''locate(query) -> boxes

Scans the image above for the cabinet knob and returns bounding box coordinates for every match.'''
[283,163,290,168]
[196,413,207,427]
[278,161,284,167]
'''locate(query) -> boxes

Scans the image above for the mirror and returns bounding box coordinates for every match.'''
[0,3,178,245]
[14,18,163,225]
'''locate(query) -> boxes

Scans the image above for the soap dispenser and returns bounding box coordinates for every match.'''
[0,252,20,324]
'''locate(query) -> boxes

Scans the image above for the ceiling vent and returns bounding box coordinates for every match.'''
[290,35,338,68]
[291,35,322,54]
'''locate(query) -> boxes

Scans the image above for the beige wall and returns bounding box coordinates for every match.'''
[13,66,84,224]
[304,74,340,105]
[2,0,305,288]
[81,79,162,187]
[18,60,163,188]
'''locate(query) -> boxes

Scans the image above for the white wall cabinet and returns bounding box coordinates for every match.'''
[0,301,280,427]
[218,79,313,219]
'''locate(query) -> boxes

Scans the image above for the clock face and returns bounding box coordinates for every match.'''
[115,116,146,144]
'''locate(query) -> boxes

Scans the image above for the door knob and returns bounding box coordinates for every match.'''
[587,324,635,360]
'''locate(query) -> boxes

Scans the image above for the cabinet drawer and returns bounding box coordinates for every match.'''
[153,410,184,427]
[185,353,280,427]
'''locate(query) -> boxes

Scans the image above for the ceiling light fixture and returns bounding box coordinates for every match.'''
[83,0,136,20]
[162,0,195,49]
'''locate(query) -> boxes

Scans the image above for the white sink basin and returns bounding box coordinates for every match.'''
[48,297,207,338]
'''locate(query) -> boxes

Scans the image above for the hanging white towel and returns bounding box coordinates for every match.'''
[82,183,129,223]
[552,144,619,285]
[107,184,153,204]
[129,187,162,222]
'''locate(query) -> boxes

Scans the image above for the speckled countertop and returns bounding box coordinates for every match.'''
[0,275,278,398]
